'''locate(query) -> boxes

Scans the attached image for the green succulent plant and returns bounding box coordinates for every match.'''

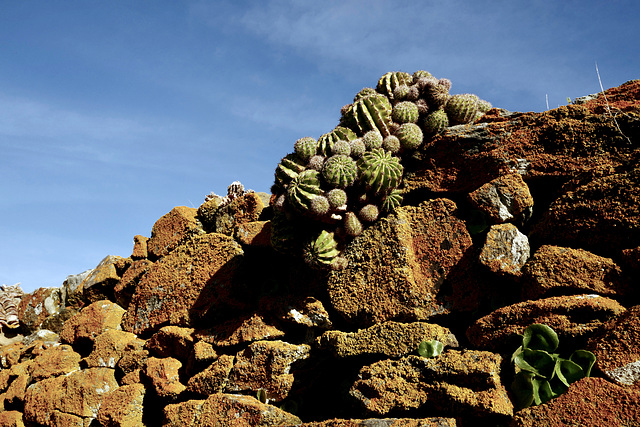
[445,93,479,125]
[395,122,424,151]
[417,339,444,358]
[322,154,358,188]
[287,169,324,213]
[326,188,347,208]
[358,148,404,194]
[345,93,394,137]
[422,108,449,135]
[344,211,363,237]
[510,324,596,410]
[392,101,419,124]
[377,71,413,100]
[302,230,340,268]
[318,126,358,157]
[294,137,318,162]
[275,153,307,187]
[381,189,403,213]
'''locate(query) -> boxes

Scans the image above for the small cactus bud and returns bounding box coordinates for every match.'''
[395,123,424,151]
[308,155,326,171]
[382,135,401,153]
[392,101,419,124]
[332,139,351,156]
[344,212,363,237]
[348,138,366,158]
[327,188,347,209]
[359,204,380,222]
[311,195,330,216]
[362,130,384,150]
[392,84,410,101]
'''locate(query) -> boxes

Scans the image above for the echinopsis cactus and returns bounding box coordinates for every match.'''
[269,68,494,268]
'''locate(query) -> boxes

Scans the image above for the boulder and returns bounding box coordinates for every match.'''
[60,300,126,345]
[81,255,125,303]
[298,419,457,427]
[214,192,266,236]
[28,344,81,382]
[468,172,533,224]
[17,287,63,334]
[131,234,149,260]
[96,383,146,427]
[146,326,195,359]
[186,354,234,396]
[479,223,530,276]
[143,357,186,399]
[195,313,285,348]
[147,206,204,260]
[83,329,139,368]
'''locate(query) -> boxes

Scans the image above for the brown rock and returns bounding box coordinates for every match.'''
[83,329,139,368]
[28,344,81,381]
[81,255,125,303]
[0,411,24,427]
[147,206,204,260]
[143,357,186,399]
[521,245,632,300]
[0,342,24,369]
[214,192,266,236]
[186,354,234,395]
[123,233,244,335]
[317,321,458,359]
[116,337,149,384]
[280,296,333,329]
[195,313,285,348]
[479,223,530,276]
[97,383,146,427]
[328,199,472,327]
[350,350,513,419]
[132,234,149,260]
[234,220,272,246]
[298,419,457,427]
[510,377,640,427]
[4,372,28,407]
[467,294,626,352]
[60,300,126,345]
[24,367,119,425]
[114,258,154,309]
[17,287,63,334]
[468,172,533,224]
[147,325,195,359]
[587,305,640,387]
[163,393,302,426]
[61,269,92,308]
[228,340,311,402]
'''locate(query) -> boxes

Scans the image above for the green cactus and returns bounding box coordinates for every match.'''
[311,195,330,216]
[362,130,384,150]
[412,70,432,82]
[287,169,324,213]
[322,154,358,188]
[303,230,340,268]
[294,137,318,162]
[326,188,347,208]
[382,135,401,154]
[422,79,450,108]
[308,154,326,171]
[445,93,479,125]
[354,87,378,102]
[275,153,307,187]
[395,123,424,151]
[357,148,403,193]
[381,189,403,212]
[344,93,394,137]
[318,126,358,157]
[422,108,449,135]
[417,339,444,358]
[344,211,363,237]
[392,101,419,124]
[270,210,304,255]
[348,139,366,158]
[358,204,379,222]
[392,84,410,101]
[377,71,413,100]
[332,139,352,156]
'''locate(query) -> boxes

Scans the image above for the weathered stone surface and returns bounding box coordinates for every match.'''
[163,393,302,427]
[195,313,285,348]
[147,206,204,260]
[521,245,632,300]
[0,410,24,427]
[317,321,458,359]
[468,172,533,224]
[28,344,81,381]
[4,371,28,407]
[587,305,640,387]
[0,342,24,369]
[196,197,222,231]
[83,329,139,368]
[147,325,195,359]
[131,234,149,260]
[62,269,92,308]
[510,377,640,427]
[114,258,153,309]
[351,350,512,418]
[299,419,457,427]
[228,340,311,402]
[479,223,530,276]
[96,383,146,427]
[234,220,272,246]
[186,354,234,396]
[466,294,626,352]
[328,199,472,327]
[280,296,332,329]
[81,255,125,303]
[24,367,119,426]
[60,300,126,345]
[531,167,640,256]
[214,192,266,236]
[143,357,186,399]
[123,233,244,335]
[17,287,63,334]
[116,336,148,383]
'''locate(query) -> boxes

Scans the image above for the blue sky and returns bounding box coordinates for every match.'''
[2,1,638,293]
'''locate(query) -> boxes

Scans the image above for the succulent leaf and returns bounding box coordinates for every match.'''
[303,230,340,268]
[358,148,403,193]
[287,169,324,212]
[318,126,358,157]
[522,324,559,353]
[569,349,596,377]
[417,339,444,358]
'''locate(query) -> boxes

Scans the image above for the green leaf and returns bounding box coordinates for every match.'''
[570,349,596,377]
[418,339,444,358]
[555,358,585,387]
[522,324,559,352]
[511,372,536,409]
[533,378,554,405]
[515,348,556,378]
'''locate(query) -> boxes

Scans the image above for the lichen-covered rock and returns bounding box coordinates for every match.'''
[131,234,149,260]
[350,350,513,419]
[146,325,195,361]
[83,329,139,368]
[466,294,626,352]
[24,367,119,426]
[116,337,149,385]
[298,419,457,427]
[195,313,285,348]
[61,269,92,308]
[280,296,333,329]
[479,223,530,276]
[468,172,533,224]
[0,410,24,427]
[521,245,632,300]
[587,305,640,387]
[317,321,458,359]
[28,344,81,381]
[328,199,472,327]
[60,300,126,345]
[96,383,146,427]
[186,354,234,396]
[122,233,244,335]
[234,220,272,246]
[143,357,186,399]
[163,393,302,426]
[214,191,266,236]
[510,377,640,427]
[114,258,154,309]
[227,340,311,402]
[17,287,64,334]
[81,255,125,303]
[147,206,204,260]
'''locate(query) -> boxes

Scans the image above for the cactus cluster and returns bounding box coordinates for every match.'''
[271,69,493,268]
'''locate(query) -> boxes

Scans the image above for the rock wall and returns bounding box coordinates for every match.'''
[1,80,639,426]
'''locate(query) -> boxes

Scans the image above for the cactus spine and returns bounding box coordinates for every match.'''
[345,93,394,137]
[322,155,358,188]
[357,148,404,193]
[303,230,340,268]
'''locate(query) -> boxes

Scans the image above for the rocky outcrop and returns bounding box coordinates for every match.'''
[1,80,639,426]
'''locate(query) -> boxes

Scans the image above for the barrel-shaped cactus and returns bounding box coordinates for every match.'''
[327,188,347,209]
[422,79,450,108]
[344,212,363,237]
[392,101,419,124]
[322,155,358,188]
[395,123,424,151]
[318,126,358,157]
[422,108,449,135]
[446,93,479,125]
[359,204,380,222]
[303,230,340,268]
[275,153,307,187]
[287,169,324,212]
[381,189,404,213]
[344,93,394,137]
[354,87,378,102]
[362,130,384,151]
[294,137,318,162]
[357,148,404,193]
[377,71,413,100]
